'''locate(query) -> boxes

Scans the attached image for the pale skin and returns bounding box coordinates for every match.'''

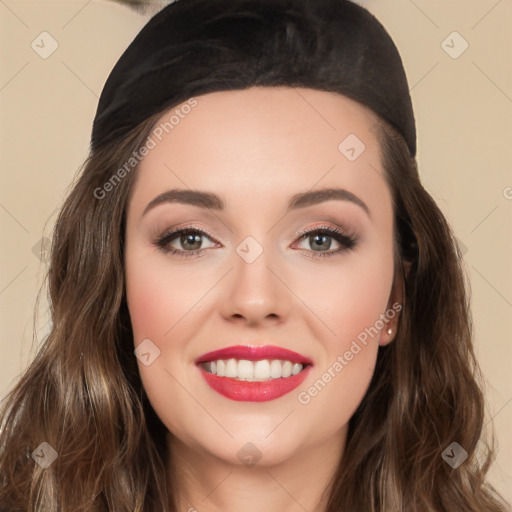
[124,87,407,512]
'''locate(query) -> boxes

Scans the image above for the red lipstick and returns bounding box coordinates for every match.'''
[195,345,313,365]
[195,345,313,402]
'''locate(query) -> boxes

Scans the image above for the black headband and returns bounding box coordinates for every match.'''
[92,0,416,157]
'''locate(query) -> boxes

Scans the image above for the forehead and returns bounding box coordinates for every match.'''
[130,87,389,218]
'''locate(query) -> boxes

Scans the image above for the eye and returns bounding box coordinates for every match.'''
[154,224,359,259]
[292,225,359,259]
[155,227,218,258]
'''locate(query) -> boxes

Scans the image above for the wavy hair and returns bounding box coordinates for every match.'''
[0,0,509,510]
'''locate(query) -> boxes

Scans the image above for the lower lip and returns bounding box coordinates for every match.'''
[198,365,312,402]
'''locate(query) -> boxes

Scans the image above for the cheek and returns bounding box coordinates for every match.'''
[126,273,168,341]
[292,245,394,346]
[125,248,215,405]
[292,246,394,419]
[336,261,393,341]
[125,249,200,341]
[125,252,196,434]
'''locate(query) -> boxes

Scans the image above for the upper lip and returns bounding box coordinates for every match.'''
[195,345,313,365]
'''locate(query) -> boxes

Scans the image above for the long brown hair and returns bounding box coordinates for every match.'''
[0,115,171,511]
[322,118,510,511]
[0,106,508,511]
[1,0,510,509]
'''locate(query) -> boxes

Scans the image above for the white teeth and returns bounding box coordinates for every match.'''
[216,359,225,377]
[282,360,292,378]
[238,359,254,379]
[225,358,237,377]
[254,360,270,379]
[292,363,302,375]
[202,359,305,381]
[270,360,282,378]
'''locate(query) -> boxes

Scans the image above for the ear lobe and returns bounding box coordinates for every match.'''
[379,260,410,346]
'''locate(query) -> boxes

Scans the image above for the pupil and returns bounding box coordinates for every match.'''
[182,233,202,250]
[311,234,331,251]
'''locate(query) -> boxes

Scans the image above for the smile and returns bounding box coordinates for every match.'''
[195,345,313,402]
[200,358,305,380]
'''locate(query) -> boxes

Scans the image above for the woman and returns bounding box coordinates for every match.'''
[0,0,509,510]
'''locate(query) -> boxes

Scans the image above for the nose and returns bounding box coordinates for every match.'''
[219,243,291,327]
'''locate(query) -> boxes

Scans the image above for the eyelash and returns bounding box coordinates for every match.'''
[154,224,359,260]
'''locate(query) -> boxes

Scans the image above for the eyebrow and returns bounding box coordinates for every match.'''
[142,187,371,218]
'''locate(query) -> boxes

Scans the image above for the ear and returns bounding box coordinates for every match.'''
[379,260,411,346]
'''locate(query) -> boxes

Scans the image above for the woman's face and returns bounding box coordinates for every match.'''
[125,87,401,467]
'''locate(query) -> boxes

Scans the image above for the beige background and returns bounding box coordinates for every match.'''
[1,0,511,503]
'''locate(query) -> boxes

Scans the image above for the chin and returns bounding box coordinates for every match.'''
[170,419,310,468]
[214,437,305,469]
